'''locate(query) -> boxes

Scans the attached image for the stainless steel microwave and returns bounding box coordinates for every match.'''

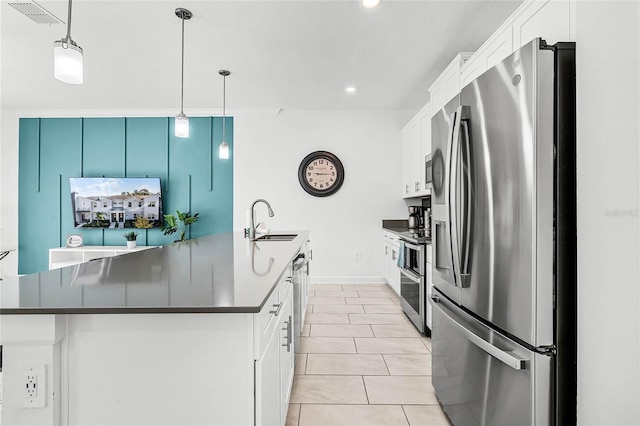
[425,154,432,185]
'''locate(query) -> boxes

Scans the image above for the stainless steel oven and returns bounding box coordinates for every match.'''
[398,236,427,334]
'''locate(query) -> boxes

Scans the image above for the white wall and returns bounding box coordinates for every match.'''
[576,2,640,424]
[234,110,410,282]
[0,117,19,279]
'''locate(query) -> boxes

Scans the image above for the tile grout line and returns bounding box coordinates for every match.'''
[361,375,371,405]
[400,404,412,426]
[381,354,392,376]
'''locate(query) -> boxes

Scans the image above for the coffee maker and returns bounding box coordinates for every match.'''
[408,206,425,230]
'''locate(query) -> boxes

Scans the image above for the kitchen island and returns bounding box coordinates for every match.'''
[0,231,310,426]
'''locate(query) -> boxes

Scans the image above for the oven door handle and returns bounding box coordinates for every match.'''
[398,239,422,252]
[399,267,421,283]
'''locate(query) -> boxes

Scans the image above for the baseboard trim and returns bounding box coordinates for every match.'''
[310,276,387,284]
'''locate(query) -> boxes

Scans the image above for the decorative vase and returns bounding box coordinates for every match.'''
[127,240,137,249]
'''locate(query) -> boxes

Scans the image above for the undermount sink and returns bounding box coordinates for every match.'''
[253,234,297,242]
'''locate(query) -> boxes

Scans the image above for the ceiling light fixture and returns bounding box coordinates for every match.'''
[345,86,357,93]
[174,8,192,138]
[53,0,83,84]
[361,0,381,9]
[219,70,231,160]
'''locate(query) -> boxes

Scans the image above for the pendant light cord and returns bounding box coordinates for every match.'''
[222,74,226,142]
[64,0,73,45]
[180,14,185,115]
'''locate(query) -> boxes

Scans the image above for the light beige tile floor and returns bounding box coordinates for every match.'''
[287,283,451,426]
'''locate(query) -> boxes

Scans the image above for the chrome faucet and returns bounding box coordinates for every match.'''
[248,199,274,240]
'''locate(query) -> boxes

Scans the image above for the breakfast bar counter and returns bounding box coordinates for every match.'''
[0,232,309,315]
[0,231,309,426]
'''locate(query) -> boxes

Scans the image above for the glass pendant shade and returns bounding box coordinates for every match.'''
[175,114,190,138]
[218,141,229,159]
[54,40,83,84]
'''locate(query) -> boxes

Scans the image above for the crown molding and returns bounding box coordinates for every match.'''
[0,108,282,119]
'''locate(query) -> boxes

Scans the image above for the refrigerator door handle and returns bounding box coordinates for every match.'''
[446,109,460,286]
[449,106,472,287]
[458,110,472,287]
[431,295,528,371]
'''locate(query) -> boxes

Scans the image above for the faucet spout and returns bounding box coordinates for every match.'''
[249,199,274,240]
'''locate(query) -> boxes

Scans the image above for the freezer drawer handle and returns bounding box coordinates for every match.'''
[431,296,528,371]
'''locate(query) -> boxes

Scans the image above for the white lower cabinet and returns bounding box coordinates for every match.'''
[279,289,295,426]
[255,329,281,426]
[382,231,401,296]
[255,276,294,426]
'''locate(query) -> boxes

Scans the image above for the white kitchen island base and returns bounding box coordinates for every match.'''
[2,313,258,425]
[0,232,305,426]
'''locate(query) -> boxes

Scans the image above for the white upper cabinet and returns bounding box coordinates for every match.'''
[400,0,575,201]
[401,102,431,198]
[461,28,513,87]
[428,53,473,116]
[461,0,575,87]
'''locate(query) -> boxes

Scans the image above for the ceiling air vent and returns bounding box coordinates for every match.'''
[8,1,64,25]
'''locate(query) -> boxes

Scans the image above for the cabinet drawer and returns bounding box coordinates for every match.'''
[254,287,281,359]
[383,230,399,243]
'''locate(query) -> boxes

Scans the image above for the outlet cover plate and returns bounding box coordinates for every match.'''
[22,363,47,408]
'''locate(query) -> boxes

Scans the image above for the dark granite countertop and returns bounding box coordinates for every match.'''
[382,220,432,245]
[0,231,309,315]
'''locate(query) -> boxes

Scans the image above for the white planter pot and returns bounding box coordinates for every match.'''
[127,240,137,249]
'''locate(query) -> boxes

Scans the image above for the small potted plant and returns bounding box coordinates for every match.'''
[123,231,138,249]
[161,210,199,242]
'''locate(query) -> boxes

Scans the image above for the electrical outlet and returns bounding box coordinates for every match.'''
[22,364,46,408]
[354,251,361,261]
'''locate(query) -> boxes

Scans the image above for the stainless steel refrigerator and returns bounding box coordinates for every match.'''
[429,38,576,426]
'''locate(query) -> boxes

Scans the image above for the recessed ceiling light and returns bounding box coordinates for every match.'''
[362,0,381,9]
[345,86,357,93]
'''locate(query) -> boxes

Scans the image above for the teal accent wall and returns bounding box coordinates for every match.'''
[18,117,234,274]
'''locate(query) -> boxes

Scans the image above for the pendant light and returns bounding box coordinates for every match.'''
[53,0,83,84]
[219,70,231,159]
[174,8,192,138]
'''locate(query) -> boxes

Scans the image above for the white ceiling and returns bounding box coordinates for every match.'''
[1,0,522,113]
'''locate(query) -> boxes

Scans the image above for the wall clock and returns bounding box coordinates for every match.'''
[298,151,345,197]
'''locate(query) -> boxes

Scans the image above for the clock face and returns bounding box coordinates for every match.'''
[298,151,344,197]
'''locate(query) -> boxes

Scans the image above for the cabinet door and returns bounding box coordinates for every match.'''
[410,121,422,194]
[461,29,513,87]
[430,83,447,116]
[255,330,280,426]
[387,245,401,296]
[512,0,572,48]
[382,242,391,284]
[419,106,431,193]
[279,294,294,426]
[401,128,411,197]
